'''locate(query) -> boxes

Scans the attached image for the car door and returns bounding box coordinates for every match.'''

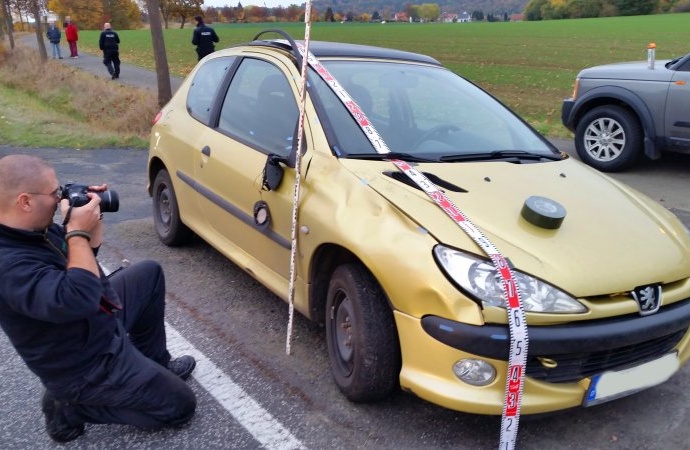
[193,55,307,286]
[666,59,690,146]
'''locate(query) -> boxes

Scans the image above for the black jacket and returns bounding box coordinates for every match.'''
[192,23,219,57]
[0,223,124,386]
[99,29,120,52]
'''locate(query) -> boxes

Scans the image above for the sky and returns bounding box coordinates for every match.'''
[203,0,301,7]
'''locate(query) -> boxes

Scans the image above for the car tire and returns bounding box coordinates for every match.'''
[152,169,193,246]
[326,263,401,402]
[575,105,643,172]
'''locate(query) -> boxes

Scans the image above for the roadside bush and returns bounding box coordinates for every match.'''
[0,45,158,139]
[672,0,690,12]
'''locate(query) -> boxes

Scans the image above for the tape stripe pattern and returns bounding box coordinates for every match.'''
[296,43,529,450]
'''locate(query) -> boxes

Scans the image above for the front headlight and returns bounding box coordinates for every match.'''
[434,245,588,314]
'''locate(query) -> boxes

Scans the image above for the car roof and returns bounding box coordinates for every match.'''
[243,38,443,67]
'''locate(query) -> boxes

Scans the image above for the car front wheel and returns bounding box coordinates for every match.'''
[575,105,643,172]
[152,169,193,246]
[326,263,401,402]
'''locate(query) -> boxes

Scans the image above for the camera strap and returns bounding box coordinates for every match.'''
[61,205,74,227]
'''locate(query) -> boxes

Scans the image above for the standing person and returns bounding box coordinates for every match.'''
[99,22,120,79]
[191,15,219,61]
[0,155,197,443]
[46,21,63,59]
[64,16,79,58]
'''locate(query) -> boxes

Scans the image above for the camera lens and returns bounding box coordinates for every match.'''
[98,190,119,213]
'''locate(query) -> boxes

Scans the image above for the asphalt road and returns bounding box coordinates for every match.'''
[2,37,690,450]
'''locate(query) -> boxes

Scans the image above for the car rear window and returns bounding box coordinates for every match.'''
[187,57,236,125]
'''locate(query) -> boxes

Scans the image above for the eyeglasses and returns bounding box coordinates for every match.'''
[27,185,62,200]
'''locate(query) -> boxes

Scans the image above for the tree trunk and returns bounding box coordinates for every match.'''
[145,0,172,107]
[31,0,47,62]
[2,0,15,49]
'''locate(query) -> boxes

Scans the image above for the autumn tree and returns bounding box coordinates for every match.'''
[404,3,420,21]
[102,0,141,30]
[219,5,235,22]
[235,2,244,22]
[158,0,173,27]
[47,0,104,29]
[418,3,440,21]
[324,6,333,21]
[170,0,202,28]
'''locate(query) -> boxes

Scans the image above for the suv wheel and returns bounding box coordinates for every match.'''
[326,263,400,402]
[575,105,643,172]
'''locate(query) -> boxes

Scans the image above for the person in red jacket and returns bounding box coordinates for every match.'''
[64,16,79,58]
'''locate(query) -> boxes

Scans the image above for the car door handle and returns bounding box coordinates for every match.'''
[201,146,211,157]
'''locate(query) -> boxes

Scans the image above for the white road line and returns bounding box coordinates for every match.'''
[165,323,306,450]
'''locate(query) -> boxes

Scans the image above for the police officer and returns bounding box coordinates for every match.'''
[99,22,120,79]
[192,15,219,61]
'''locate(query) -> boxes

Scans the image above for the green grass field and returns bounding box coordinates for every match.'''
[77,14,690,136]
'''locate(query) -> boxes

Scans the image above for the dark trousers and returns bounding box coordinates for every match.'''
[196,47,214,61]
[46,261,196,429]
[103,50,120,77]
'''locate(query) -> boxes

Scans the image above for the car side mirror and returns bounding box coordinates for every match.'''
[261,154,285,191]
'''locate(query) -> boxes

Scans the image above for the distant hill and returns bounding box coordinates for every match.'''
[313,0,529,17]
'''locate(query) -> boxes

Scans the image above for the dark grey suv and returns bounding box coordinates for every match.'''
[561,52,690,172]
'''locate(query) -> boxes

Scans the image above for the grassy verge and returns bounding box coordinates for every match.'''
[0,43,156,149]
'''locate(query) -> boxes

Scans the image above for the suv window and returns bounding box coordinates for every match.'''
[218,58,299,157]
[187,57,235,125]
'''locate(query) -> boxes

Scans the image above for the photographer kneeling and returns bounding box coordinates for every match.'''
[0,155,197,442]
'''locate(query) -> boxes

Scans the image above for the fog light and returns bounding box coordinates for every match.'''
[453,359,497,386]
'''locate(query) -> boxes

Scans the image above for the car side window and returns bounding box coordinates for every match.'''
[187,57,235,125]
[218,58,299,157]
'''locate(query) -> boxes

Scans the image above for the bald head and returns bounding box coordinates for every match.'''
[104,22,111,30]
[0,155,54,210]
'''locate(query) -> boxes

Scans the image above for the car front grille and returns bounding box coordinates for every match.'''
[526,329,685,383]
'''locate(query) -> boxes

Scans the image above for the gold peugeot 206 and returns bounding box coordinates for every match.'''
[148,29,690,415]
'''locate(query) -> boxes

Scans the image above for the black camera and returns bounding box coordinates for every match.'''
[61,182,119,213]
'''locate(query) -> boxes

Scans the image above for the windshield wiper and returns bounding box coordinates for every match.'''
[343,152,438,163]
[439,150,563,162]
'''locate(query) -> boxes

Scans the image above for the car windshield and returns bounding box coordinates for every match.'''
[311,60,557,161]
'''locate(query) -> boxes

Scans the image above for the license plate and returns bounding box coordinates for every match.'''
[583,352,679,407]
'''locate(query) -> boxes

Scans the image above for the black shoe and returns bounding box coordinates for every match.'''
[167,355,196,380]
[111,74,116,80]
[41,390,85,443]
[114,74,119,79]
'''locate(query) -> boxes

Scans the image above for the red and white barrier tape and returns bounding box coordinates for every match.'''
[289,32,529,449]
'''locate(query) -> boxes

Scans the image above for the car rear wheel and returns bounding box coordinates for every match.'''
[326,263,400,402]
[575,105,643,172]
[152,169,193,246]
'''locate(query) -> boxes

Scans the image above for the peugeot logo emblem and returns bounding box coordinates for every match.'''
[631,284,662,316]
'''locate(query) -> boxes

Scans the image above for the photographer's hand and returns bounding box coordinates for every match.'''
[85,185,107,248]
[62,194,101,277]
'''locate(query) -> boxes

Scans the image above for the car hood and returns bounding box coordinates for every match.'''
[340,157,690,298]
[578,59,675,82]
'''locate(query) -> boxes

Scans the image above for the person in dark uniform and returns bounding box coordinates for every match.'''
[99,22,120,79]
[191,15,219,61]
[0,155,197,443]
